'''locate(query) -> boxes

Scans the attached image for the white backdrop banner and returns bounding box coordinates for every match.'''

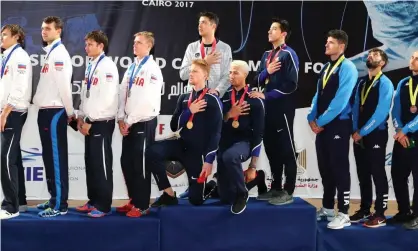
[2,106,414,201]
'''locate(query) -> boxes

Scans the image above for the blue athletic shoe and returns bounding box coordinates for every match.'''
[178,189,189,199]
[38,208,67,218]
[36,201,51,210]
[88,209,111,218]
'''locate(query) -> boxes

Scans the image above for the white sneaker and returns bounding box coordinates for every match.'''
[317,207,335,221]
[0,209,19,220]
[327,212,351,229]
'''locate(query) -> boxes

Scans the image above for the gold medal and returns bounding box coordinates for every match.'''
[186,121,193,129]
[232,120,239,128]
[411,105,417,114]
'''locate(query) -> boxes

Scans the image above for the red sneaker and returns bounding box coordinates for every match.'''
[126,207,149,218]
[364,215,387,228]
[116,201,133,213]
[76,203,95,213]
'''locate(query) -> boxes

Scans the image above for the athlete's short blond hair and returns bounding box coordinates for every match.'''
[230,60,250,75]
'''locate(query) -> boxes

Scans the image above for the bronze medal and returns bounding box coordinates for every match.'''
[232,120,239,128]
[186,121,193,129]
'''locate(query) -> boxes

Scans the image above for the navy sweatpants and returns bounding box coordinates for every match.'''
[84,119,115,213]
[264,111,298,194]
[121,118,157,210]
[217,141,250,203]
[1,111,27,213]
[316,119,351,214]
[391,140,418,215]
[353,129,389,215]
[37,108,69,211]
[146,139,206,206]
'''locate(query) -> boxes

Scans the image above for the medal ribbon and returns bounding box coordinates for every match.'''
[87,54,106,93]
[265,44,286,68]
[361,71,382,106]
[231,86,248,122]
[200,40,216,59]
[128,55,150,95]
[187,88,209,125]
[1,44,20,78]
[322,55,345,89]
[45,41,62,60]
[409,77,418,106]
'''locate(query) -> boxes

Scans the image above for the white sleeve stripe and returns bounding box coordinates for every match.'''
[251,143,262,152]
[256,97,265,112]
[205,149,218,157]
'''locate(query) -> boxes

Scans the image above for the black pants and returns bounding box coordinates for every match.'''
[353,129,389,215]
[316,119,351,214]
[84,119,115,213]
[217,141,250,203]
[37,108,68,211]
[391,140,418,215]
[146,139,206,206]
[120,118,157,210]
[264,111,298,194]
[1,111,27,213]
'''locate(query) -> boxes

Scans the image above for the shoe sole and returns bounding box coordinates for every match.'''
[38,211,68,218]
[327,222,351,229]
[231,196,249,215]
[364,223,386,228]
[269,198,294,206]
[0,212,20,220]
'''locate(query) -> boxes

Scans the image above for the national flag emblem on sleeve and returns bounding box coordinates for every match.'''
[17,64,27,74]
[106,73,113,82]
[150,74,158,83]
[54,61,64,71]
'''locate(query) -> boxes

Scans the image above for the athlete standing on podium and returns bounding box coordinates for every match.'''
[350,48,393,228]
[307,30,358,229]
[390,50,418,229]
[0,24,32,220]
[115,32,163,218]
[75,31,119,218]
[250,18,299,206]
[33,16,74,218]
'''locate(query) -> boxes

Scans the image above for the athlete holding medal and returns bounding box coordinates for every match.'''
[350,48,393,228]
[307,30,358,229]
[390,50,418,229]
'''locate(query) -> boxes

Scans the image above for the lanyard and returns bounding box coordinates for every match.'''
[231,86,248,122]
[186,88,209,129]
[265,44,286,68]
[322,55,345,89]
[45,41,62,61]
[361,71,382,106]
[86,54,106,92]
[200,40,216,59]
[409,77,418,106]
[128,56,150,97]
[1,44,20,78]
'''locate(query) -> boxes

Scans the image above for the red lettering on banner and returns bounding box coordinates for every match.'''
[41,64,49,73]
[159,123,165,135]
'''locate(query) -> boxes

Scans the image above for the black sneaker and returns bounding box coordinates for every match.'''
[403,216,418,230]
[204,180,217,199]
[256,170,267,194]
[231,192,249,215]
[387,212,414,225]
[350,209,371,223]
[151,192,178,208]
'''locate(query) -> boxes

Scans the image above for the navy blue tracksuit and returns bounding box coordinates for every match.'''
[391,75,418,215]
[307,55,358,214]
[37,108,69,211]
[253,44,299,194]
[1,111,27,214]
[352,74,394,215]
[146,88,223,206]
[217,86,265,203]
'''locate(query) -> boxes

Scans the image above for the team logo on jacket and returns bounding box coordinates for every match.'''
[17,64,26,74]
[106,73,113,82]
[54,61,64,71]
[165,161,185,178]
